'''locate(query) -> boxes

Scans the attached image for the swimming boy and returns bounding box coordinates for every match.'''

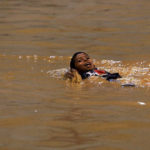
[65,52,121,82]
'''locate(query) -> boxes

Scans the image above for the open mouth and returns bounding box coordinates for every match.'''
[85,62,91,67]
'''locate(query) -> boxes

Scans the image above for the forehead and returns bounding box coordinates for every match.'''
[75,53,89,59]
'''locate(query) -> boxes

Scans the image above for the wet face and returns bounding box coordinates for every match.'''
[74,53,95,73]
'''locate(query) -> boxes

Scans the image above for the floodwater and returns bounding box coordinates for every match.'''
[0,0,150,150]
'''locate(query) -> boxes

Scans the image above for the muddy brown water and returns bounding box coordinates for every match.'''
[0,0,150,150]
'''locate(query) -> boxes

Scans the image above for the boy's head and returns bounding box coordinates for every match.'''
[70,52,95,73]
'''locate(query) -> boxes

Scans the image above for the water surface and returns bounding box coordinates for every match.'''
[0,0,150,150]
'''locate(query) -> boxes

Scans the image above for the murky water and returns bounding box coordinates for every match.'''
[0,0,150,150]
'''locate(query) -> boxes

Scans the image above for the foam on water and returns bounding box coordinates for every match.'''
[96,60,150,88]
[0,54,150,88]
[47,68,68,79]
[46,56,150,88]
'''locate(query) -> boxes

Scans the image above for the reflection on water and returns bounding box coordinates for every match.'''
[0,0,150,150]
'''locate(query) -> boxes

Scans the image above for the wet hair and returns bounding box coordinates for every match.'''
[70,52,87,69]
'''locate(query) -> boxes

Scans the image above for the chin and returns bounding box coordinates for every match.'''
[81,67,93,72]
[86,68,93,71]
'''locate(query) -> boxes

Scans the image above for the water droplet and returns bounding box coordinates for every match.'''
[137,102,146,106]
[18,56,22,59]
[50,56,55,58]
[34,109,38,113]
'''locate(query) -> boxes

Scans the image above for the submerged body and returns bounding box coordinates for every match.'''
[65,52,121,82]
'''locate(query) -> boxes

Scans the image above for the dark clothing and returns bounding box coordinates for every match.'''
[80,69,121,81]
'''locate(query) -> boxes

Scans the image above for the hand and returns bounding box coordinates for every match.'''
[64,69,76,79]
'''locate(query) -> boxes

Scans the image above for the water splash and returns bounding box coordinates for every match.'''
[96,60,150,88]
[47,58,150,88]
[0,54,149,88]
[47,68,68,79]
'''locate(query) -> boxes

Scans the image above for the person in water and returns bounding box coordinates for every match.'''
[65,52,121,82]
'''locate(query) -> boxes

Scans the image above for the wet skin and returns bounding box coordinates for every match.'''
[65,53,95,79]
[74,53,95,73]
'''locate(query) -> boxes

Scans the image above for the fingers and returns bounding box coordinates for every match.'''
[64,71,74,79]
[67,72,74,79]
[71,68,76,72]
[64,69,78,80]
